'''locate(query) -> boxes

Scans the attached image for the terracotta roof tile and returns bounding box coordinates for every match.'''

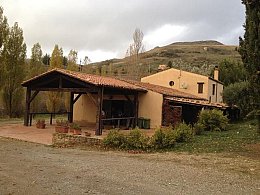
[123,79,206,100]
[165,96,228,108]
[22,68,146,92]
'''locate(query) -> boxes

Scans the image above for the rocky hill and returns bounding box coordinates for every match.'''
[84,40,241,80]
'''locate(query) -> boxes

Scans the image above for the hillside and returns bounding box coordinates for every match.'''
[84,40,241,80]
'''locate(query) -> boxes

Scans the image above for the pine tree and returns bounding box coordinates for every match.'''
[1,22,26,117]
[239,0,260,111]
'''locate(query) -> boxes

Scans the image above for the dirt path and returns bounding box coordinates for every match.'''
[0,137,259,195]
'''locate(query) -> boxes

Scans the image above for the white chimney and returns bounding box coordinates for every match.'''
[214,66,219,80]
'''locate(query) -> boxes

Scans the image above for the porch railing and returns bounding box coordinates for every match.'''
[101,117,135,129]
[28,112,70,126]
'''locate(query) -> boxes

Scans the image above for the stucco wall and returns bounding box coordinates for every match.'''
[73,94,134,124]
[74,94,97,123]
[138,91,163,128]
[141,68,224,103]
[141,68,209,100]
[208,79,223,103]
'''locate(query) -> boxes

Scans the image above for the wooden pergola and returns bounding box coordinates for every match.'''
[21,69,146,135]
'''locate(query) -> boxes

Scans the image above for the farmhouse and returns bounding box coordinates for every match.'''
[22,68,227,135]
[142,67,223,103]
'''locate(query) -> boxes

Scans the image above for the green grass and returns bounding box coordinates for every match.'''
[173,119,260,154]
[0,118,23,125]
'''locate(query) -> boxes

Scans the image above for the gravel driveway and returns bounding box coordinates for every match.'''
[0,137,259,195]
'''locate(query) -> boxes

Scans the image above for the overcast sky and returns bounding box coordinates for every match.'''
[1,0,245,62]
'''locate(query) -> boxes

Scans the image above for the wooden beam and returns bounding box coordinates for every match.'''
[30,87,96,93]
[33,77,58,88]
[95,87,104,135]
[59,75,62,88]
[87,93,97,106]
[60,75,92,88]
[73,93,82,104]
[124,95,134,106]
[24,88,31,126]
[69,92,74,123]
[29,90,39,103]
[134,93,139,127]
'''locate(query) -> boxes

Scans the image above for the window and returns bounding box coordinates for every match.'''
[212,84,216,95]
[169,81,175,86]
[197,82,204,94]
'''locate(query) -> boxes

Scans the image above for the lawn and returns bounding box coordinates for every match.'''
[173,119,260,156]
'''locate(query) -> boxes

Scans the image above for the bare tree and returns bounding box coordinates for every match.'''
[125,28,145,79]
[132,28,145,58]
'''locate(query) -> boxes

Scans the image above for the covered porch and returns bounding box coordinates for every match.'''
[21,69,146,135]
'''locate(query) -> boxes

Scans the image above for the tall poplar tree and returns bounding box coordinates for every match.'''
[46,44,63,113]
[50,45,63,69]
[67,49,78,71]
[0,6,9,84]
[239,0,260,111]
[29,42,44,77]
[64,49,78,111]
[29,43,45,112]
[1,22,26,117]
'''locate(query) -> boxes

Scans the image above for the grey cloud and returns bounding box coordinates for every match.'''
[2,0,245,59]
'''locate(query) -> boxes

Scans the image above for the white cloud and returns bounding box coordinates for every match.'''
[78,50,118,63]
[144,24,188,49]
[1,0,245,62]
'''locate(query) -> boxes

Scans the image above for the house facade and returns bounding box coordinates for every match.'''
[141,68,223,103]
[22,68,227,135]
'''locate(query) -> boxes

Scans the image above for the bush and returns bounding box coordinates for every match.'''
[193,123,205,135]
[197,109,228,131]
[69,123,81,130]
[174,122,194,142]
[103,130,126,148]
[126,128,149,150]
[151,126,176,149]
[56,118,69,127]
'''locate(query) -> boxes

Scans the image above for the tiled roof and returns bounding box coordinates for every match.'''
[123,79,206,100]
[123,79,228,108]
[165,96,228,108]
[22,68,146,92]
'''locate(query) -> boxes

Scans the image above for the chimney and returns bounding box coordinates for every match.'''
[214,65,219,80]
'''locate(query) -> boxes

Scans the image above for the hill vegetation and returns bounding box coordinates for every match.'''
[85,40,241,80]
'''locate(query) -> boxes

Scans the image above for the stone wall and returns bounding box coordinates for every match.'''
[52,133,102,147]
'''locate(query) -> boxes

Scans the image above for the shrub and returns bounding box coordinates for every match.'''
[103,130,127,148]
[193,122,205,135]
[197,109,229,131]
[173,122,194,142]
[151,126,176,149]
[56,118,69,127]
[126,128,149,150]
[70,123,81,130]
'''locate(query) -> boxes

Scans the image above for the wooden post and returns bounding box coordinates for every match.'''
[134,93,139,127]
[24,88,31,126]
[95,87,104,135]
[69,92,74,123]
[50,113,53,125]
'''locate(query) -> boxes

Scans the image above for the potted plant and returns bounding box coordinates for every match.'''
[55,119,69,133]
[36,118,46,129]
[70,123,82,135]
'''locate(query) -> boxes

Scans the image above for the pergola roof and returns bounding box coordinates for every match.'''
[22,68,146,92]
